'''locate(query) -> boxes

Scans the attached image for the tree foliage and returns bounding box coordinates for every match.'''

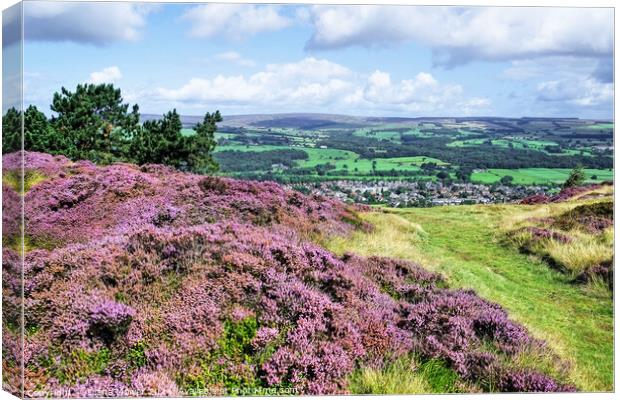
[500,175,514,185]
[2,107,21,153]
[1,84,222,174]
[50,83,140,162]
[563,165,586,188]
[189,111,222,173]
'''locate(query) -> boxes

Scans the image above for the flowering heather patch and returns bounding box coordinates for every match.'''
[572,259,614,290]
[521,227,573,244]
[552,201,613,234]
[519,194,550,205]
[519,184,607,205]
[2,152,572,396]
[549,185,604,203]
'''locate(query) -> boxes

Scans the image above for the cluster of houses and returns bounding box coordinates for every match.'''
[289,180,552,207]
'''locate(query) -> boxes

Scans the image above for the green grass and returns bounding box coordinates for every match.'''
[181,128,195,137]
[586,123,613,130]
[471,168,613,185]
[327,204,613,391]
[348,355,463,394]
[215,143,448,178]
[516,139,559,148]
[317,156,446,174]
[3,168,47,194]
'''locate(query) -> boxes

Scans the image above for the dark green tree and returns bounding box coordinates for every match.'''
[500,175,514,185]
[436,171,449,180]
[23,105,69,153]
[3,105,65,154]
[563,165,586,188]
[130,109,187,168]
[456,167,472,182]
[2,107,21,153]
[187,110,222,173]
[50,83,140,162]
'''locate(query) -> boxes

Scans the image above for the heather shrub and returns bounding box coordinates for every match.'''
[552,201,613,234]
[198,175,229,194]
[519,194,550,205]
[88,300,135,344]
[6,151,572,396]
[498,370,574,393]
[130,369,181,397]
[2,186,21,249]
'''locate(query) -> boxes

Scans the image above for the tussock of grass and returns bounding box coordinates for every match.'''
[503,195,613,279]
[348,356,462,394]
[2,168,47,194]
[501,344,572,387]
[544,240,612,277]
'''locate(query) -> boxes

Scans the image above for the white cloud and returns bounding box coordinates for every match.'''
[306,6,613,66]
[155,58,352,106]
[501,57,601,81]
[182,4,291,40]
[153,57,489,116]
[23,2,157,45]
[344,70,484,114]
[537,77,613,107]
[89,66,122,84]
[214,51,256,67]
[500,56,613,113]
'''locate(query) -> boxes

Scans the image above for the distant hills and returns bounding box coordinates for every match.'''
[141,112,610,129]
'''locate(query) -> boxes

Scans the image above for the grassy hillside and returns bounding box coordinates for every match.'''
[326,188,613,392]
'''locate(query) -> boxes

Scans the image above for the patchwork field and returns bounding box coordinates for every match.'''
[203,116,613,184]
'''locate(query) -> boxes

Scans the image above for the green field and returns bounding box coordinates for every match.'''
[471,168,613,185]
[209,117,612,184]
[448,138,559,150]
[586,123,614,130]
[327,198,613,391]
[216,142,449,177]
[299,154,447,173]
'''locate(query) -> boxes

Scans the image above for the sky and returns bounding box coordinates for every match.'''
[3,1,615,119]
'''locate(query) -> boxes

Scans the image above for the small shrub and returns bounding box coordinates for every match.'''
[127,341,148,369]
[47,348,112,385]
[553,202,613,234]
[88,300,135,344]
[198,176,228,194]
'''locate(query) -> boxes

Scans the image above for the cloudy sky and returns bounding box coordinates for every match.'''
[6,1,615,118]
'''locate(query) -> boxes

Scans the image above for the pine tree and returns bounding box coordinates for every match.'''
[2,107,21,153]
[563,165,585,188]
[188,110,222,173]
[50,83,140,162]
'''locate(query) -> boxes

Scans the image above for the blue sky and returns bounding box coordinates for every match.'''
[5,1,615,118]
